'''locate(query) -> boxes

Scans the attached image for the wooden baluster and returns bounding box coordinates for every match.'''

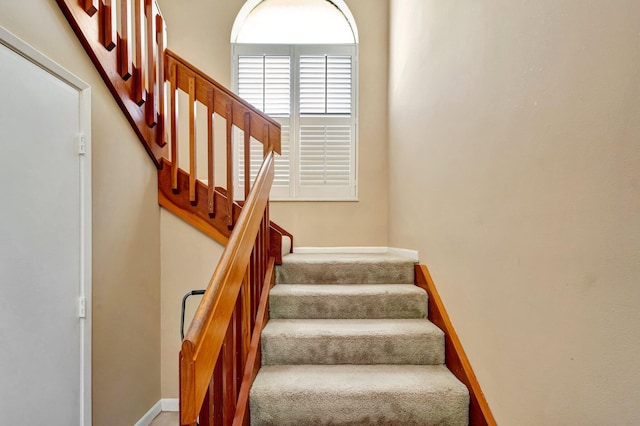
[156,14,166,146]
[145,0,157,127]
[237,288,249,398]
[83,0,99,17]
[264,221,268,266]
[101,0,116,51]
[251,249,257,326]
[80,0,100,16]
[169,62,178,193]
[198,375,215,426]
[263,124,270,156]
[118,0,132,79]
[225,102,234,228]
[222,313,237,424]
[188,76,197,205]
[133,0,145,105]
[259,218,266,300]
[207,89,215,217]
[213,354,224,424]
[243,112,251,199]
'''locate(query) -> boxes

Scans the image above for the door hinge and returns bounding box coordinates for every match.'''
[78,297,86,318]
[77,135,86,155]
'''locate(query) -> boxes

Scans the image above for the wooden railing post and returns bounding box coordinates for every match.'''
[188,75,197,205]
[101,0,116,51]
[226,102,235,227]
[169,60,178,192]
[133,0,146,106]
[207,89,216,217]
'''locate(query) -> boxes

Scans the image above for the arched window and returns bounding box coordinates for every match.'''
[232,0,358,200]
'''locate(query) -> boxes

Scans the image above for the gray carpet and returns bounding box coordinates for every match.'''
[250,252,469,426]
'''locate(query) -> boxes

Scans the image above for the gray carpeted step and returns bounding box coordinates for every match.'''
[276,252,416,284]
[250,364,470,426]
[269,284,427,319]
[261,319,445,365]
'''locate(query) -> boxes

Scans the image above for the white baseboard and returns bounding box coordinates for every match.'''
[386,247,419,262]
[293,246,419,261]
[134,400,162,426]
[161,398,179,412]
[134,399,179,426]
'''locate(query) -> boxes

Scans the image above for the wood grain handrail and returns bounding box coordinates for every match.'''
[180,151,275,425]
[415,264,497,426]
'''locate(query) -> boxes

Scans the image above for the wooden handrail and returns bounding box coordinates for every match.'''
[180,152,275,425]
[415,264,497,426]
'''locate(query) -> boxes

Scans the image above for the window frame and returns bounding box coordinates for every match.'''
[232,43,359,201]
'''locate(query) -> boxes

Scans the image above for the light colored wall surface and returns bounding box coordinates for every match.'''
[388,1,640,424]
[160,209,224,398]
[0,2,161,425]
[157,0,390,247]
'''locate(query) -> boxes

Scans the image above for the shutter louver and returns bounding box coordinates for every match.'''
[300,55,352,115]
[237,55,291,197]
[299,123,351,185]
[238,55,290,116]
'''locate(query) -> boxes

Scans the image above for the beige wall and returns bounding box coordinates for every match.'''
[157,0,390,247]
[160,209,224,398]
[388,1,640,424]
[0,2,161,425]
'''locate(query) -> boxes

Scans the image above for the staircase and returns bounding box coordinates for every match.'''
[250,252,470,425]
[55,1,495,424]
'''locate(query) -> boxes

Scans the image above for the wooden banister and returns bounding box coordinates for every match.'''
[180,152,276,426]
[56,0,166,166]
[57,4,289,424]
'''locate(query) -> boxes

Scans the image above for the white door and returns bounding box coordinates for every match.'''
[0,29,91,425]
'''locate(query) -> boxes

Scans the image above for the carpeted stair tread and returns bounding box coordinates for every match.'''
[276,252,416,284]
[262,319,444,365]
[250,364,469,426]
[269,284,427,319]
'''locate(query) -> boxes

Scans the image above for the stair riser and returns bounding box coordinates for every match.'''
[276,261,415,284]
[262,333,444,365]
[270,292,427,319]
[251,395,469,426]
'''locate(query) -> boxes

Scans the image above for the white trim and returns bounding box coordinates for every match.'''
[387,247,420,262]
[161,398,179,412]
[0,26,92,426]
[293,246,419,261]
[0,27,90,90]
[133,399,179,426]
[134,401,163,426]
[230,0,359,43]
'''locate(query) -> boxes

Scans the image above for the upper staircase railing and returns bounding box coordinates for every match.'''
[56,1,288,424]
[57,0,168,166]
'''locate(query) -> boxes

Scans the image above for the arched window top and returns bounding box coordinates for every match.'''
[231,0,358,44]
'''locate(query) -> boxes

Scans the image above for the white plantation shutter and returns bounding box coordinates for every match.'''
[236,54,291,198]
[299,123,351,184]
[298,53,354,198]
[300,55,352,115]
[233,44,357,200]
